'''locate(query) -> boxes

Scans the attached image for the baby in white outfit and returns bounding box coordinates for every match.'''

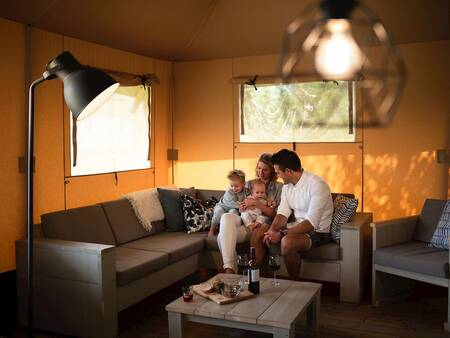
[241,179,276,227]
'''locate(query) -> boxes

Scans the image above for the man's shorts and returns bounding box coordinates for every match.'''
[269,230,331,255]
[305,231,331,250]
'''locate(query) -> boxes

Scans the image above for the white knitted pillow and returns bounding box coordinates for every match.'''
[124,188,165,232]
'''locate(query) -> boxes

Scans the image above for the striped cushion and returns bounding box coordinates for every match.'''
[429,200,450,249]
[330,195,358,242]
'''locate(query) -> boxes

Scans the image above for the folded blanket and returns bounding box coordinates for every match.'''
[124,188,165,232]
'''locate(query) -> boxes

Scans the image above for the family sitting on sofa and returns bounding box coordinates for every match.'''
[207,149,337,281]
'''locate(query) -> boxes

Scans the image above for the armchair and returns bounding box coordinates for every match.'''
[372,199,448,330]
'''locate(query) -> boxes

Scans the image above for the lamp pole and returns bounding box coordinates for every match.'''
[27,76,45,337]
[24,52,118,337]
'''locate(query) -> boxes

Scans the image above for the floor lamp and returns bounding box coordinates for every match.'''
[27,51,119,336]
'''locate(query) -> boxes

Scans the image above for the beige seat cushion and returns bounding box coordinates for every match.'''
[115,247,168,286]
[122,232,206,264]
[303,242,340,260]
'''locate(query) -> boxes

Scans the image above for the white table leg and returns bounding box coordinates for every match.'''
[168,311,183,338]
[273,327,294,338]
[307,292,320,333]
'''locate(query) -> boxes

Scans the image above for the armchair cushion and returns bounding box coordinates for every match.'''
[414,199,447,242]
[373,241,448,278]
[429,200,450,249]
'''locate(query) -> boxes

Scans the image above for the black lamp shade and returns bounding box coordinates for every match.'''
[63,67,119,120]
[45,51,119,121]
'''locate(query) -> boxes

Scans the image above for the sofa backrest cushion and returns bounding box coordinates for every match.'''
[101,198,164,245]
[414,199,447,242]
[196,189,224,201]
[157,187,196,232]
[41,205,116,245]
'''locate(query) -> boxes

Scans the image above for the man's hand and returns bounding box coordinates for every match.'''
[263,228,281,246]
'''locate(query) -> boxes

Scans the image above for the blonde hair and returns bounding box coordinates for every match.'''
[227,169,246,183]
[255,153,277,182]
[250,178,266,191]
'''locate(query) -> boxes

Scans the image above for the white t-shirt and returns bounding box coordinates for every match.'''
[277,170,333,233]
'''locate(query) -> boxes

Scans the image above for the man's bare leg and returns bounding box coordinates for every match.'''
[250,224,269,263]
[281,234,311,280]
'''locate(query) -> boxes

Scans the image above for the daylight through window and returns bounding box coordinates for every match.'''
[239,81,355,143]
[70,85,151,176]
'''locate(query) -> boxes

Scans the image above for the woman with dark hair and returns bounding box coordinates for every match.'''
[214,153,283,273]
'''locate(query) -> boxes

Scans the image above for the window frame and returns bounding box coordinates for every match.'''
[64,84,155,178]
[233,79,362,145]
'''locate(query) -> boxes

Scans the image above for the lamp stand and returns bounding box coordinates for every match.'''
[27,76,46,337]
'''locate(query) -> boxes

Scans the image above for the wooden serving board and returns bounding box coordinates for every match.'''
[193,284,255,305]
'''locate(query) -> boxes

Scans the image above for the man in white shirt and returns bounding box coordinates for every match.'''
[263,149,333,280]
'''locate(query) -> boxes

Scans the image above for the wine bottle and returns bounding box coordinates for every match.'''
[247,247,260,294]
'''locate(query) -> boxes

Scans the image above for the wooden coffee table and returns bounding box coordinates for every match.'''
[165,274,321,338]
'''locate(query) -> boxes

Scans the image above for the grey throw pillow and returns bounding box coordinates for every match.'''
[157,187,196,231]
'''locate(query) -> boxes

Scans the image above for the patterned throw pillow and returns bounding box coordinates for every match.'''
[180,194,218,234]
[330,195,359,242]
[429,200,450,249]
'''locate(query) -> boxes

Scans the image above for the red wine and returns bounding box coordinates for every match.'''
[247,247,260,294]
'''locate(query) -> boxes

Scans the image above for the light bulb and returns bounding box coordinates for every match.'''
[315,19,362,79]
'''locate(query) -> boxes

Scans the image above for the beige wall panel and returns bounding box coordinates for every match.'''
[173,59,234,189]
[153,60,172,186]
[364,41,449,221]
[234,143,292,182]
[235,143,363,207]
[30,29,65,224]
[0,19,25,272]
[65,169,155,209]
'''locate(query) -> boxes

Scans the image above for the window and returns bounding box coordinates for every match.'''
[70,85,151,176]
[239,81,355,143]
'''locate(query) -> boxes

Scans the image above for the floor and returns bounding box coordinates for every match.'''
[9,272,449,338]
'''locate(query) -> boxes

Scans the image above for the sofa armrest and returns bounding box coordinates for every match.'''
[16,238,117,337]
[341,212,373,231]
[371,216,418,251]
[339,212,373,303]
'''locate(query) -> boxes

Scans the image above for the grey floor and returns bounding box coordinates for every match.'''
[11,272,450,338]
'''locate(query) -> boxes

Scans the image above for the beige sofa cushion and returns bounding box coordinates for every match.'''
[101,198,164,245]
[115,247,169,286]
[121,232,206,264]
[41,205,116,245]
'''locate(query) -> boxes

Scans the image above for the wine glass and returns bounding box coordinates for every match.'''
[268,255,281,286]
[236,254,249,285]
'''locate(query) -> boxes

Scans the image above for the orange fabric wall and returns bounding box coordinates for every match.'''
[174,41,449,221]
[0,19,25,272]
[0,19,172,272]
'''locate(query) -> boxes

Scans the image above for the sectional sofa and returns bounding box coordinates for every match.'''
[16,189,372,337]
